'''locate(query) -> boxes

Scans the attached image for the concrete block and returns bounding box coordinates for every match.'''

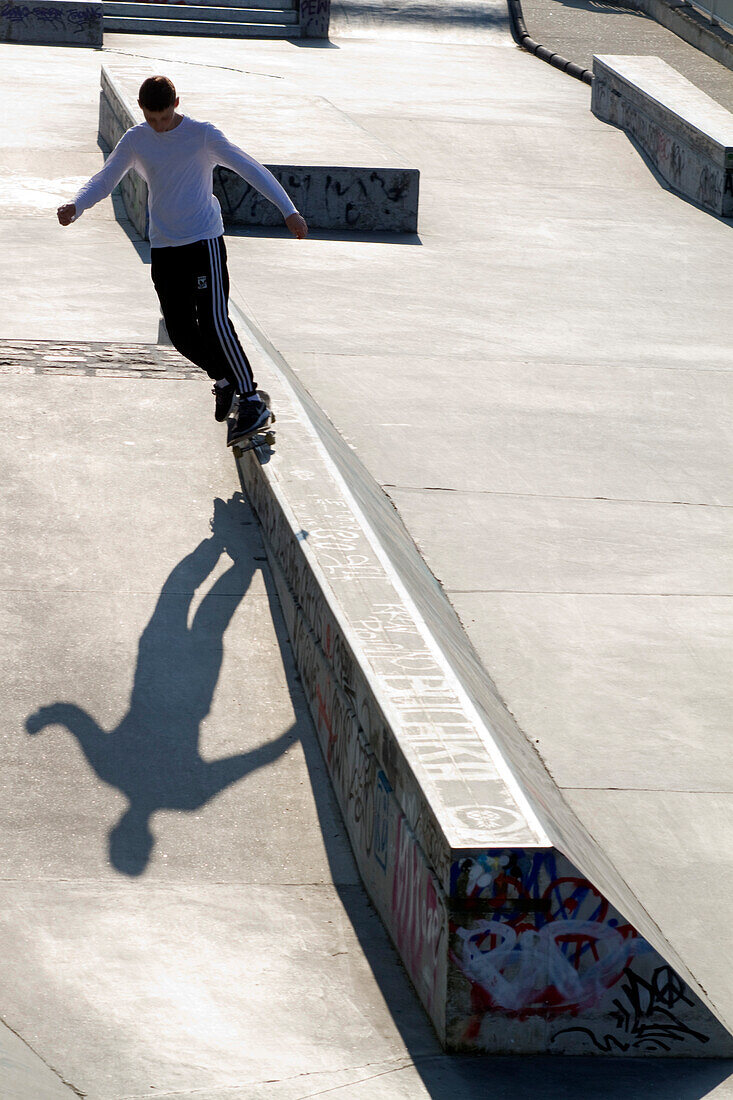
[299,0,330,37]
[214,163,419,233]
[99,67,147,239]
[98,65,419,234]
[0,0,102,45]
[592,55,733,217]
[228,307,733,1056]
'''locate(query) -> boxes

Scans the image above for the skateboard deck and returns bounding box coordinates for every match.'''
[230,426,276,458]
[227,406,276,458]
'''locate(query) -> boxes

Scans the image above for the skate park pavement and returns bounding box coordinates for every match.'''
[1,0,733,1094]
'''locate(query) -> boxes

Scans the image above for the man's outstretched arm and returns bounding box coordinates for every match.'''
[57,132,136,227]
[206,126,308,239]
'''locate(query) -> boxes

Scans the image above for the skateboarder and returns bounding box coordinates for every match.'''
[57,75,308,445]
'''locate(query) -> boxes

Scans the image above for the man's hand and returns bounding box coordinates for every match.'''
[286,212,308,240]
[57,203,76,226]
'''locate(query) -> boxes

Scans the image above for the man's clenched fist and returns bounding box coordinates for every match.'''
[286,212,308,240]
[57,203,76,226]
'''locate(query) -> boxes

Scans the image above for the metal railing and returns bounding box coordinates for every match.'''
[688,0,733,34]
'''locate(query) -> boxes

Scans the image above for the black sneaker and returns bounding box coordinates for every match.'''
[212,380,237,423]
[227,398,271,447]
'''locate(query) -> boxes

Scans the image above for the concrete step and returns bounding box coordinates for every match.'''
[103,14,299,33]
[104,2,297,22]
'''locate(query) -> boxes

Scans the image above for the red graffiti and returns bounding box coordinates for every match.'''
[391,817,444,1009]
[316,682,338,767]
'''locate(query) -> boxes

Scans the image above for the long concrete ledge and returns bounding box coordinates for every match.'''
[99,67,419,234]
[592,54,733,217]
[0,0,102,45]
[228,302,733,1056]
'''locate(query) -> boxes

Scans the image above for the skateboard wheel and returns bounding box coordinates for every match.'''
[264,431,276,445]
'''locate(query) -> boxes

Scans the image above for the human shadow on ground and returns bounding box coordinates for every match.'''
[25,493,292,877]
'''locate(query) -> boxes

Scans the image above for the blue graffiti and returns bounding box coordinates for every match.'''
[1,3,32,22]
[68,5,99,30]
[1,2,99,29]
[32,6,65,26]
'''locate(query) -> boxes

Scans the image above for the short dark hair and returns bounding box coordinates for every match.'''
[138,76,176,112]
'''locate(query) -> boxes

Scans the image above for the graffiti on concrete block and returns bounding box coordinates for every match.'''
[447,849,714,1053]
[454,915,645,1021]
[451,803,531,842]
[302,522,383,581]
[1,0,99,30]
[552,965,710,1053]
[27,5,63,26]
[698,163,723,212]
[373,770,391,872]
[214,164,417,233]
[669,141,684,185]
[449,850,650,1040]
[392,815,446,1013]
[299,0,329,37]
[67,4,98,29]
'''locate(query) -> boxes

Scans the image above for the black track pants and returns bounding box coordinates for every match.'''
[150,235,256,393]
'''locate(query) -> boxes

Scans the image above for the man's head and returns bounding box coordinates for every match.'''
[138,76,180,132]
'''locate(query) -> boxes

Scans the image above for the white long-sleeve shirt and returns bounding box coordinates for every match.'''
[74,116,297,248]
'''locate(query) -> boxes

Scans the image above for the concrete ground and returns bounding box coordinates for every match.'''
[0,0,732,1095]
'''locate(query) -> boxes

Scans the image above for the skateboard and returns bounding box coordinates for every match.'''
[227,390,276,457]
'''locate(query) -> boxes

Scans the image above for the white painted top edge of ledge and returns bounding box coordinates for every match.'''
[231,303,552,853]
[594,54,733,147]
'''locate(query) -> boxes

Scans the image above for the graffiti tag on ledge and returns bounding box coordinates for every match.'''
[553,965,710,1053]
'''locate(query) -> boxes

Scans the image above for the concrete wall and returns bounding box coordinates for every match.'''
[229,319,733,1056]
[99,67,419,235]
[0,0,102,45]
[592,54,733,217]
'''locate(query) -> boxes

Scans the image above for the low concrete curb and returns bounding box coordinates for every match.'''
[0,0,102,45]
[99,67,419,235]
[228,302,733,1056]
[592,54,733,217]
